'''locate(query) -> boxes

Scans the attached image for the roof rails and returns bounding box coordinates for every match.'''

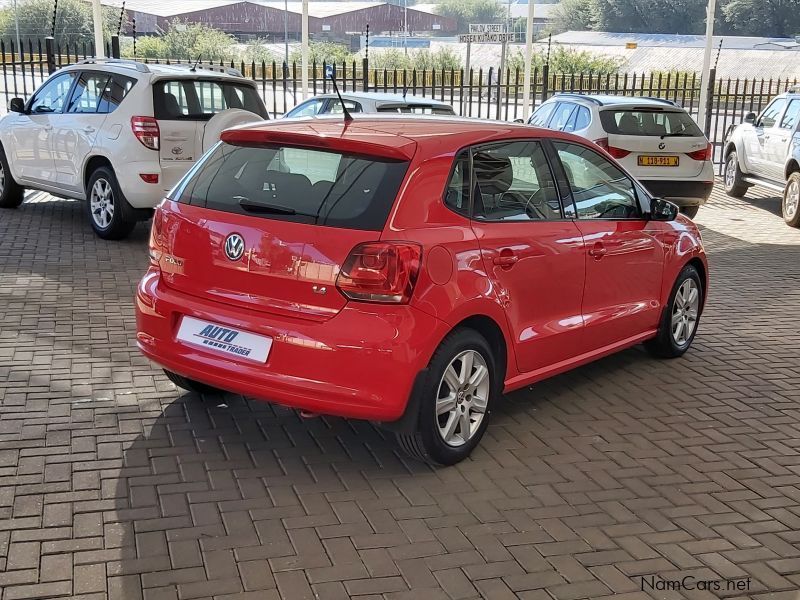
[553,92,604,105]
[636,96,679,106]
[76,58,150,73]
[192,63,243,78]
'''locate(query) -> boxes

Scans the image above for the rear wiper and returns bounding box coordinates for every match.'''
[660,132,693,138]
[237,197,296,215]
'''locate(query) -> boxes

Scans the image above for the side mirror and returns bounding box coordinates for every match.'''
[649,197,679,221]
[744,112,756,124]
[8,97,24,113]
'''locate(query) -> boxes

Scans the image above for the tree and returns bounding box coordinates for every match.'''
[592,0,706,34]
[290,41,356,65]
[0,0,120,49]
[552,0,596,32]
[435,0,507,33]
[721,0,800,37]
[241,38,278,65]
[122,20,237,61]
[505,45,621,74]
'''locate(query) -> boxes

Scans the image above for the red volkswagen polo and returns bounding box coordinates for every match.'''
[136,116,708,465]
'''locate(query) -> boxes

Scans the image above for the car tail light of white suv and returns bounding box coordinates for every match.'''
[131,116,160,150]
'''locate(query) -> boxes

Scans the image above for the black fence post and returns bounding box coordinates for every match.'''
[362,57,369,92]
[540,64,549,102]
[45,37,56,74]
[111,35,121,59]
[704,67,716,136]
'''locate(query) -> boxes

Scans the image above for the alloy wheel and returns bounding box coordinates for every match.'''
[435,350,490,447]
[671,279,700,346]
[0,161,5,196]
[785,179,800,221]
[725,156,736,190]
[90,178,114,229]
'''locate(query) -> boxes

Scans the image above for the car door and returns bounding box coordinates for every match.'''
[8,71,76,184]
[553,140,665,350]
[467,140,586,375]
[747,98,787,177]
[52,70,120,192]
[767,98,800,181]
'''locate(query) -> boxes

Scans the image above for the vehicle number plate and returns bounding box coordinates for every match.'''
[176,316,272,363]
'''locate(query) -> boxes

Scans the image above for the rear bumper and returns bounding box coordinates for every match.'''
[116,161,173,209]
[135,268,449,422]
[640,180,714,206]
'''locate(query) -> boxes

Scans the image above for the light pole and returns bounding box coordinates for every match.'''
[13,0,22,61]
[522,0,535,120]
[403,0,408,56]
[91,0,105,58]
[697,0,717,133]
[283,0,289,69]
[301,0,308,98]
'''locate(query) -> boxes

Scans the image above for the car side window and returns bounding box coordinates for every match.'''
[564,105,591,132]
[528,102,556,127]
[471,140,562,221]
[443,151,471,216]
[287,98,324,118]
[550,102,577,131]
[555,141,641,220]
[67,72,112,114]
[28,72,76,114]
[327,99,362,114]
[758,98,787,128]
[780,99,800,130]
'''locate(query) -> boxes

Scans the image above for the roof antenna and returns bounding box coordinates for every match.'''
[190,54,202,72]
[326,65,353,123]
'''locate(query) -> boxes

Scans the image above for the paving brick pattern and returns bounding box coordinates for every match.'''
[1,184,799,600]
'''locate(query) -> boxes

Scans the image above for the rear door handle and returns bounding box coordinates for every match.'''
[493,250,519,268]
[588,243,607,259]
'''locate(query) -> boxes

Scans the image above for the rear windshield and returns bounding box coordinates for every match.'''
[153,79,268,120]
[173,143,409,231]
[599,109,703,137]
[377,105,455,115]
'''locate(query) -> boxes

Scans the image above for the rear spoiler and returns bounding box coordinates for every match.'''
[220,127,417,161]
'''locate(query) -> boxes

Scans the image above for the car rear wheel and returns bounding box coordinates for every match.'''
[645,264,703,358]
[0,147,24,208]
[86,166,137,240]
[724,151,748,198]
[163,369,222,395]
[782,172,800,228]
[396,328,498,466]
[679,205,699,219]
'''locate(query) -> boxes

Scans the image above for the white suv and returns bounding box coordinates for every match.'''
[0,59,268,239]
[528,94,715,218]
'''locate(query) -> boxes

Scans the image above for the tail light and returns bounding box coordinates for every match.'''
[593,138,631,159]
[336,242,422,304]
[131,116,160,150]
[687,143,713,162]
[149,205,165,266]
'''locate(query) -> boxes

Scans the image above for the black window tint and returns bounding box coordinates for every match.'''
[29,72,75,113]
[99,74,135,112]
[780,99,800,129]
[153,80,267,120]
[599,109,702,136]
[67,72,134,114]
[555,141,641,220]
[444,152,470,216]
[550,102,577,131]
[176,143,408,231]
[472,141,562,221]
[758,98,787,128]
[528,102,555,126]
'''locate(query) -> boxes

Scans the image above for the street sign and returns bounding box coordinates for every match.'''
[458,32,515,43]
[469,23,506,34]
[325,64,334,79]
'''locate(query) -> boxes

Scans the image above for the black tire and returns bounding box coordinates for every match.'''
[396,328,499,466]
[0,147,24,208]
[163,369,222,395]
[645,264,703,359]
[679,205,700,219]
[782,172,800,228]
[724,151,749,198]
[86,166,137,240]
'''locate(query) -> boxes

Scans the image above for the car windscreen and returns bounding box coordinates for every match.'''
[153,79,268,120]
[599,109,703,137]
[172,143,409,231]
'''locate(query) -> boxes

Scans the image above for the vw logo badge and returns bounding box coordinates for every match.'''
[224,233,245,261]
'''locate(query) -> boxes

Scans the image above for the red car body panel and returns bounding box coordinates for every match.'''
[135,116,708,422]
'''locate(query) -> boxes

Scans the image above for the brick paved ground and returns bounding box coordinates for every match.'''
[1,184,799,600]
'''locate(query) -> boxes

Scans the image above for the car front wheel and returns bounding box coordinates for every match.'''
[396,328,498,465]
[645,264,703,358]
[783,172,800,228]
[87,166,137,240]
[724,151,748,198]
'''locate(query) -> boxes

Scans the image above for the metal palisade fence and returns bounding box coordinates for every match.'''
[1,36,797,173]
